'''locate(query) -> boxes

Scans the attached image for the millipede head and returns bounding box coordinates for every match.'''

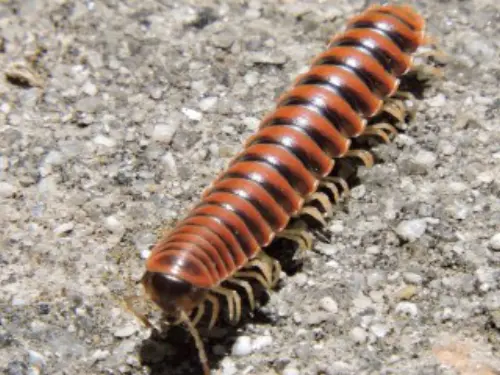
[141,271,207,324]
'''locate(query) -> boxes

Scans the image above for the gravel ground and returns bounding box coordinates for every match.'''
[1,0,499,374]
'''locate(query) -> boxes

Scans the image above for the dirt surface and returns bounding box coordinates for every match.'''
[1,0,499,374]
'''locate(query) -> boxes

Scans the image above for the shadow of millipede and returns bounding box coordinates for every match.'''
[137,74,432,375]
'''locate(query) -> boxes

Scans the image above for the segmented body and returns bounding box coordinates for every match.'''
[145,4,426,290]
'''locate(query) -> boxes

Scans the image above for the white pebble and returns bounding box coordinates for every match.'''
[153,124,178,143]
[395,219,427,242]
[28,350,46,369]
[82,81,98,96]
[428,93,446,107]
[199,97,218,112]
[114,324,138,338]
[489,233,500,251]
[350,327,367,344]
[54,222,74,236]
[319,296,338,314]
[403,272,423,285]
[370,323,390,338]
[220,357,237,375]
[283,367,300,375]
[94,134,116,148]
[0,181,17,198]
[105,216,124,234]
[181,107,202,121]
[251,335,273,351]
[244,71,259,87]
[231,336,252,356]
[91,349,110,361]
[395,302,419,318]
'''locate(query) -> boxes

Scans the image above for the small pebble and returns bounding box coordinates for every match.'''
[28,350,45,369]
[370,323,390,338]
[319,297,338,314]
[94,134,116,148]
[0,182,17,198]
[489,233,500,251]
[283,367,300,375]
[231,336,252,356]
[104,216,124,234]
[252,335,273,351]
[396,285,418,300]
[152,123,178,143]
[220,358,237,375]
[413,150,437,172]
[403,272,423,285]
[428,93,446,107]
[395,302,419,318]
[91,349,110,362]
[350,327,367,344]
[54,222,74,236]
[181,107,202,121]
[199,97,218,112]
[114,324,138,338]
[395,219,427,242]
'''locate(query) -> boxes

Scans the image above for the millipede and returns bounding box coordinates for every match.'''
[128,4,444,374]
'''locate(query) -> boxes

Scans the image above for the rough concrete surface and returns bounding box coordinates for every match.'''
[1,0,499,374]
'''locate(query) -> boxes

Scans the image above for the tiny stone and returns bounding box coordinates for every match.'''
[370,323,390,338]
[91,349,110,361]
[199,97,218,112]
[252,335,273,351]
[396,285,418,300]
[283,367,300,375]
[244,71,259,87]
[81,81,98,96]
[0,182,17,198]
[181,107,202,121]
[54,222,74,236]
[489,233,500,251]
[220,358,237,375]
[114,324,138,338]
[350,184,366,199]
[242,116,260,131]
[231,336,252,356]
[28,350,46,369]
[403,272,423,285]
[412,150,437,172]
[319,297,338,314]
[428,93,446,107]
[94,134,116,148]
[395,302,419,318]
[350,327,367,344]
[152,124,178,143]
[105,216,124,234]
[395,219,427,242]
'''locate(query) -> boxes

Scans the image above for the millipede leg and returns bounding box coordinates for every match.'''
[361,122,399,144]
[205,293,220,329]
[191,303,205,327]
[380,99,406,123]
[270,257,282,287]
[247,255,275,285]
[226,278,256,310]
[412,63,444,79]
[300,205,328,227]
[324,176,350,196]
[212,286,242,324]
[235,270,270,290]
[344,149,374,168]
[275,227,313,252]
[319,181,341,204]
[306,191,334,216]
[257,251,282,287]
